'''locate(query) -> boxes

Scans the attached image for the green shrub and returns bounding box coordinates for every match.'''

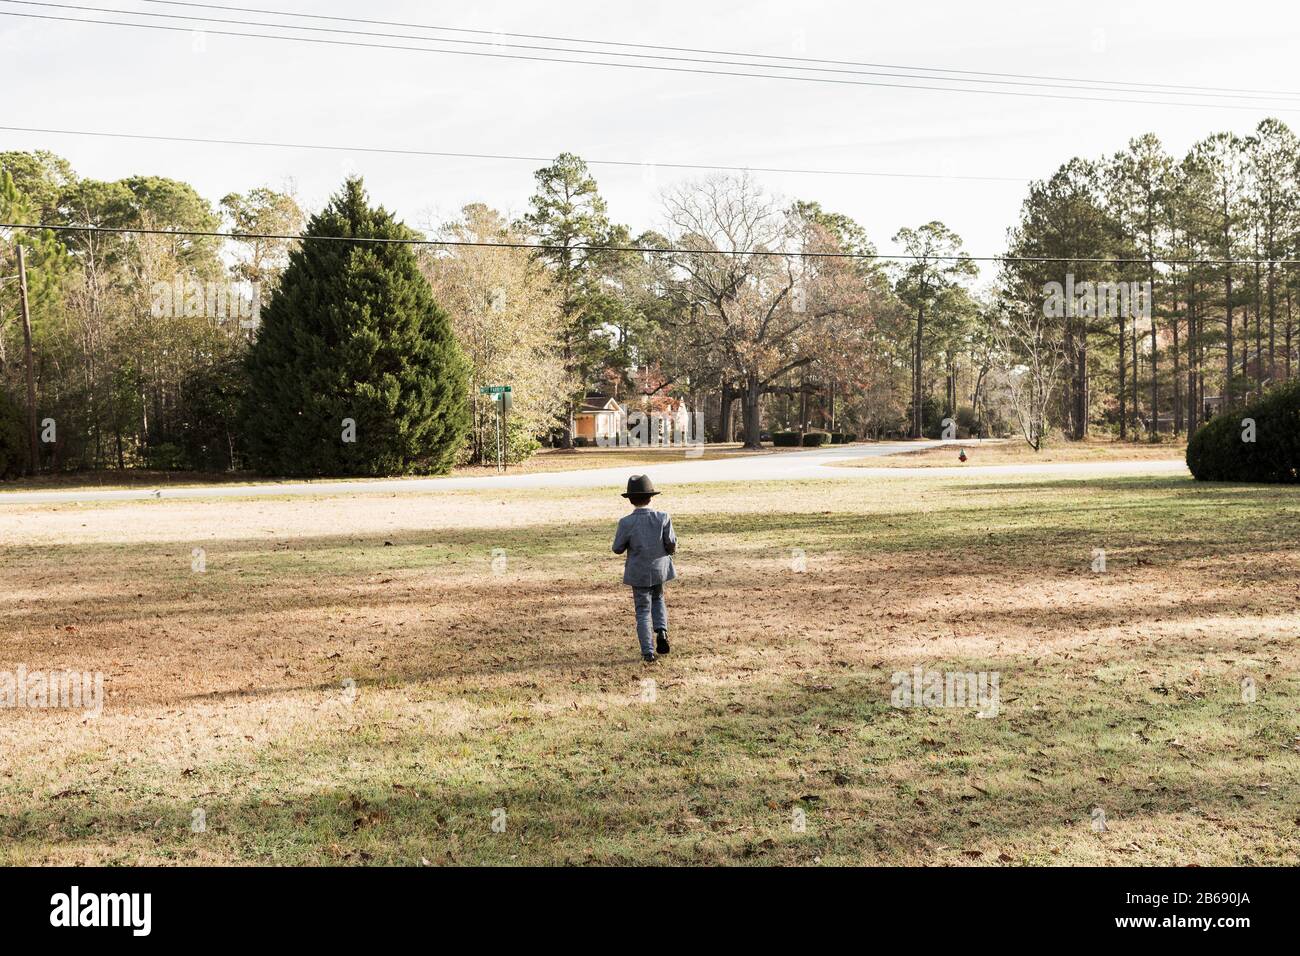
[505,419,541,464]
[143,442,187,471]
[829,432,858,444]
[0,390,26,479]
[772,431,800,447]
[801,431,831,447]
[480,418,542,464]
[1186,380,1300,483]
[915,396,945,438]
[175,349,246,471]
[956,405,980,437]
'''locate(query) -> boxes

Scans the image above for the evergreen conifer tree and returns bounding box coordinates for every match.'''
[243,178,469,476]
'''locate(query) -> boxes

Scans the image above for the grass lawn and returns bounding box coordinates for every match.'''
[1,470,1296,865]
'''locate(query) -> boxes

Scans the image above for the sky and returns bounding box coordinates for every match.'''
[2,0,1298,280]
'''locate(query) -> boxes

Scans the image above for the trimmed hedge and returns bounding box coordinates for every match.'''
[1186,379,1300,483]
[829,432,858,444]
[773,431,837,447]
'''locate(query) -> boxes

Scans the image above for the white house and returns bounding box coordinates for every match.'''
[572,393,699,446]
[572,394,625,443]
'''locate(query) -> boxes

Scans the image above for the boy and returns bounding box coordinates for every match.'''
[611,475,677,663]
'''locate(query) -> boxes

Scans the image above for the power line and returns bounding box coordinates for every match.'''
[4,222,1298,266]
[0,124,1029,184]
[135,0,1300,102]
[3,7,1298,114]
[5,0,1295,106]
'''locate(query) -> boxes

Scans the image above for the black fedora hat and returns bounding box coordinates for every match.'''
[621,474,660,498]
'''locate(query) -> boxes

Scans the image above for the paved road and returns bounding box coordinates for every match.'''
[0,440,1188,505]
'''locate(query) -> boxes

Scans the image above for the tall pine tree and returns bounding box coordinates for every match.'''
[243,178,469,476]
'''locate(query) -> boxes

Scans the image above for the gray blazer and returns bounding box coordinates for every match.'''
[612,508,678,587]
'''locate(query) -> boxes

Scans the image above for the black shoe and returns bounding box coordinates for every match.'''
[642,652,657,663]
[655,630,670,655]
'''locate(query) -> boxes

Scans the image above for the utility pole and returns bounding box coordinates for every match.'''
[16,244,38,474]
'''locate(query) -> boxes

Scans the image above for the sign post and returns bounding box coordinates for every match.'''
[479,386,512,473]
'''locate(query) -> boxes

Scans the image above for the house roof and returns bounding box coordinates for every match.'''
[578,394,621,414]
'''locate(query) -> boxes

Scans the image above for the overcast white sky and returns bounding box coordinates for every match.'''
[3,0,1298,277]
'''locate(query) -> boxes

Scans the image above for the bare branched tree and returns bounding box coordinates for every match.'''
[994,297,1069,451]
[661,174,863,448]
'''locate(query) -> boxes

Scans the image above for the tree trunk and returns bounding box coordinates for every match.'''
[1254,260,1263,393]
[558,332,576,449]
[1267,260,1277,386]
[1117,314,1127,439]
[1185,303,1190,434]
[911,304,925,438]
[945,355,956,421]
[718,383,735,443]
[1149,261,1159,440]
[1225,273,1235,406]
[1172,302,1182,437]
[1071,320,1088,441]
[1286,287,1294,382]
[797,366,808,437]
[1130,310,1139,438]
[559,405,575,450]
[741,376,763,450]
[972,365,988,438]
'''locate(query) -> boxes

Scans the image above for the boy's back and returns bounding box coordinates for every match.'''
[612,507,677,587]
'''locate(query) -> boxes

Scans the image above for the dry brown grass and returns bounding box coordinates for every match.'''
[842,442,1190,470]
[843,439,1187,469]
[1,472,1296,865]
[449,442,808,476]
[0,444,808,494]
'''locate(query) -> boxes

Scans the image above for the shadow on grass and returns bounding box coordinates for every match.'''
[5,483,1299,643]
[3,665,1294,865]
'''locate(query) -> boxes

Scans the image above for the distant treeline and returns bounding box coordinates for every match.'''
[2,118,1299,476]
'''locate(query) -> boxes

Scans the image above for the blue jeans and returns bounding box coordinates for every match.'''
[632,584,668,655]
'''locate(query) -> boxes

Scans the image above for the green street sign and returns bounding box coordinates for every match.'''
[480,385,512,395]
